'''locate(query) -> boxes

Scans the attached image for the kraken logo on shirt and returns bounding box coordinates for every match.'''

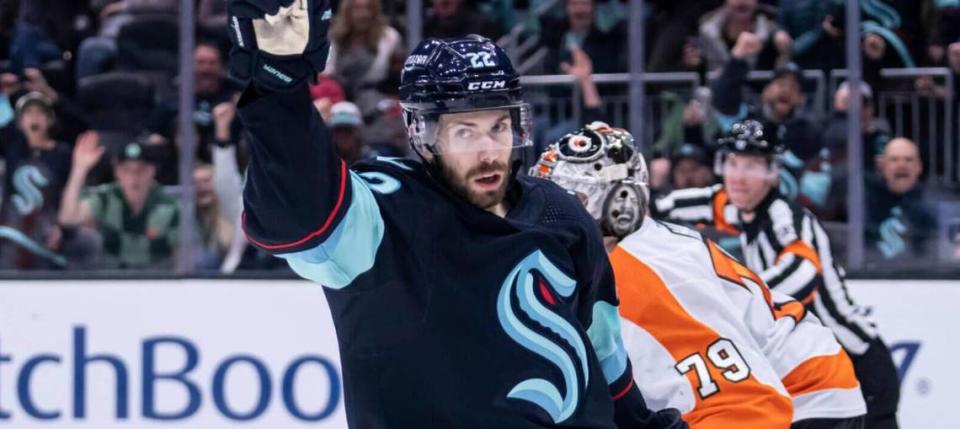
[878,206,907,259]
[496,250,587,423]
[12,165,49,215]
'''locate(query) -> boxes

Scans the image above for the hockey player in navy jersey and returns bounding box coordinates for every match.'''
[226,0,685,427]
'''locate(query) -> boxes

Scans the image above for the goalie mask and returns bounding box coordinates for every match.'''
[531,122,649,239]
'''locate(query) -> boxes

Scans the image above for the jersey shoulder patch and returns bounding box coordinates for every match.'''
[768,198,800,245]
[351,157,427,195]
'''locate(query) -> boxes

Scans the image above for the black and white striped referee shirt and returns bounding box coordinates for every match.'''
[652,184,879,355]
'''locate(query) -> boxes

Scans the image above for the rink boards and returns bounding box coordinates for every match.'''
[0,279,953,428]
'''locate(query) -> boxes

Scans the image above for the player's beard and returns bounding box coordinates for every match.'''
[439,159,511,210]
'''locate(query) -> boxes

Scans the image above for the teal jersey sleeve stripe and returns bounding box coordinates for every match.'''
[586,301,630,384]
[282,171,385,288]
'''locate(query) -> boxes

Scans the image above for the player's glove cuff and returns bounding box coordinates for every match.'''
[649,408,688,429]
[227,0,331,92]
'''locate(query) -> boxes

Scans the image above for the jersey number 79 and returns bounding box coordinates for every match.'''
[674,338,751,399]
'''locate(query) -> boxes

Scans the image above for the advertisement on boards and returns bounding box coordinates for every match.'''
[0,279,955,428]
[0,280,346,428]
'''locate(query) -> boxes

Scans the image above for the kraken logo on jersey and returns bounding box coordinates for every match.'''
[496,250,587,423]
[878,206,907,259]
[12,165,49,215]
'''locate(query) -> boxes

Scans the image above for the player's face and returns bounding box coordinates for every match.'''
[722,153,775,213]
[435,109,514,211]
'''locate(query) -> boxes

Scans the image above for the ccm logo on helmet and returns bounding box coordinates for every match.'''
[467,80,507,90]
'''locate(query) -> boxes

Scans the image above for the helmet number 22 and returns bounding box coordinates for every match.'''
[674,338,751,399]
[465,52,496,68]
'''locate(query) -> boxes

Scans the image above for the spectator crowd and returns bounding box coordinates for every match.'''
[0,0,958,272]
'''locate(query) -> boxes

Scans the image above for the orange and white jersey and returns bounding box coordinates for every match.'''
[611,218,866,427]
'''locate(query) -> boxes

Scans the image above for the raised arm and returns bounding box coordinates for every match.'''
[58,131,103,227]
[709,32,761,117]
[237,83,348,253]
[229,0,383,287]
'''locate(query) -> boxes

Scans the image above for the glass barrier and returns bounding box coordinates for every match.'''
[0,1,957,277]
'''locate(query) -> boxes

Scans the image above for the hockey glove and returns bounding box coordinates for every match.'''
[648,408,688,429]
[227,0,331,91]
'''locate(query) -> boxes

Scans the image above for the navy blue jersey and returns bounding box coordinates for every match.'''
[239,84,672,428]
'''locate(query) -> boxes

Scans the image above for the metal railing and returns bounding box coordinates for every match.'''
[497,0,560,74]
[878,68,956,185]
[523,68,959,187]
[831,68,957,184]
[750,69,827,115]
[8,2,960,276]
[519,70,833,151]
[706,69,828,115]
[520,72,701,145]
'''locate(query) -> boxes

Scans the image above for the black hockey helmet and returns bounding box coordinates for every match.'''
[398,35,532,155]
[714,119,785,178]
[716,119,785,155]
